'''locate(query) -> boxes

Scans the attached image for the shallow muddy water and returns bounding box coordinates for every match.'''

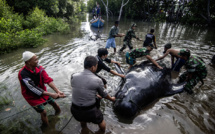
[0,14,215,134]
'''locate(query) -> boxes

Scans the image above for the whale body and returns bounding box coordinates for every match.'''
[114,62,185,117]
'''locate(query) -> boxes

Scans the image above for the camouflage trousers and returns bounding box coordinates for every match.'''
[179,70,207,94]
[120,41,133,51]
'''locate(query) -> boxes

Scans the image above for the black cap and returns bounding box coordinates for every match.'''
[115,21,119,25]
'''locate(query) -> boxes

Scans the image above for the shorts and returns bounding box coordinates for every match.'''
[126,52,136,65]
[95,74,107,85]
[143,41,150,47]
[71,104,103,124]
[172,58,186,72]
[33,97,55,113]
[106,38,116,48]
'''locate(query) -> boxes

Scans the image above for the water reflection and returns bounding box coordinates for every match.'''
[0,14,215,134]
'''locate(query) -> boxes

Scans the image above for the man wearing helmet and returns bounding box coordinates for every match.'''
[178,49,207,94]
[156,43,186,72]
[119,23,142,52]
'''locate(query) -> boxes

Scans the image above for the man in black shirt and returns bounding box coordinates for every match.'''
[95,48,125,88]
[143,29,157,49]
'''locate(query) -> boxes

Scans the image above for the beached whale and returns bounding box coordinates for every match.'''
[113,62,186,117]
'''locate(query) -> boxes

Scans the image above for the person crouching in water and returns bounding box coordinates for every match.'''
[178,49,207,94]
[126,43,163,69]
[70,56,115,133]
[156,43,186,72]
[95,48,125,88]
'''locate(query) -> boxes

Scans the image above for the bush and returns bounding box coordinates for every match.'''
[0,1,70,54]
[0,18,23,33]
[25,7,47,29]
[17,29,45,48]
[35,17,70,35]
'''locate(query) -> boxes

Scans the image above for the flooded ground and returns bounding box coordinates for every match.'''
[0,14,215,134]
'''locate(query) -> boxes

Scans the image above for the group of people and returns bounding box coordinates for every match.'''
[18,20,207,133]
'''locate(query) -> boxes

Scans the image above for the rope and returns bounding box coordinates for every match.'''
[0,98,57,121]
[58,115,73,134]
[1,98,74,134]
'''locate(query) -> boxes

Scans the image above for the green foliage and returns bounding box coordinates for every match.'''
[17,29,45,48]
[35,18,70,35]
[0,0,71,54]
[87,0,215,25]
[6,0,86,18]
[25,7,47,29]
[0,18,23,33]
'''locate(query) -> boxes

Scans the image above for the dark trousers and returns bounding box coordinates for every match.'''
[120,41,133,51]
[179,70,207,94]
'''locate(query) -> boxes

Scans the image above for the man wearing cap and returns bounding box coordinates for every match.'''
[143,29,157,49]
[105,21,125,53]
[178,49,207,94]
[95,48,125,88]
[18,51,66,126]
[156,43,186,72]
[125,44,163,69]
[119,23,142,52]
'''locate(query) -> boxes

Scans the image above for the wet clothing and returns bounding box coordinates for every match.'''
[71,104,103,124]
[33,96,55,113]
[106,38,116,48]
[179,56,207,94]
[95,55,111,73]
[18,65,53,107]
[95,55,111,85]
[126,52,135,65]
[106,26,119,48]
[143,33,155,47]
[71,69,108,107]
[171,57,186,72]
[126,47,150,65]
[71,69,108,124]
[107,26,119,39]
[120,28,138,51]
[121,41,133,51]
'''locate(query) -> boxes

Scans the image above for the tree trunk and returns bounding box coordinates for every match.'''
[101,0,109,21]
[207,0,211,24]
[118,0,124,21]
[118,0,129,21]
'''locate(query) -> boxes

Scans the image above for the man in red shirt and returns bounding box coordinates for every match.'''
[18,51,65,126]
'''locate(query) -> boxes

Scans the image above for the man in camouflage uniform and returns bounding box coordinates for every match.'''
[178,49,207,94]
[125,43,163,69]
[119,23,141,52]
